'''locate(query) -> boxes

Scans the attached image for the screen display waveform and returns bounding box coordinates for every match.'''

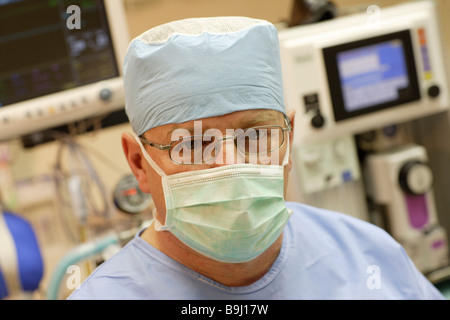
[0,0,119,108]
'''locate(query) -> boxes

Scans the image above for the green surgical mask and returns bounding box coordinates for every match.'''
[135,135,292,263]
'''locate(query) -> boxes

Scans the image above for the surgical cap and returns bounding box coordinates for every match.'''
[123,17,286,136]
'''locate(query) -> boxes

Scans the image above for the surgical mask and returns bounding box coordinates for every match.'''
[135,135,292,263]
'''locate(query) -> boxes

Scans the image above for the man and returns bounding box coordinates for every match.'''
[68,17,444,299]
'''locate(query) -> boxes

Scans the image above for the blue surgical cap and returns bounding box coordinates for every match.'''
[123,17,285,136]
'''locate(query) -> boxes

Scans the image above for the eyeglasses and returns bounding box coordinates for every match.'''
[139,116,292,165]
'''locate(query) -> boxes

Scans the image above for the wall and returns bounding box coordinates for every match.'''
[123,0,450,79]
[123,0,291,36]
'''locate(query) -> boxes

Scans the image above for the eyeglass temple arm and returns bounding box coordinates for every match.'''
[139,136,171,150]
[283,115,292,132]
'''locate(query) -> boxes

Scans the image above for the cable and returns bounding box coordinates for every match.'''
[45,232,119,300]
[53,133,113,243]
[46,224,145,300]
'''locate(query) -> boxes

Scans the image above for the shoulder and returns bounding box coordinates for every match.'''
[285,201,402,262]
[284,202,444,299]
[286,201,392,244]
[67,237,149,300]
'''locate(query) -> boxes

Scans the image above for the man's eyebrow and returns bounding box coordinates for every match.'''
[163,111,282,139]
[166,125,195,139]
[241,112,280,127]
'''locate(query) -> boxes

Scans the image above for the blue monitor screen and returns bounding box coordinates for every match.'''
[323,30,420,122]
[337,40,409,112]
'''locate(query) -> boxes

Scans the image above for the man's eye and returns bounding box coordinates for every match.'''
[179,138,203,150]
[256,129,268,140]
[243,129,268,140]
[184,140,196,150]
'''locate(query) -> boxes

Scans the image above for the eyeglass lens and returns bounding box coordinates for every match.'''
[169,127,284,164]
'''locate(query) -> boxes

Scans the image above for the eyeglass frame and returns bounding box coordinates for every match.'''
[138,114,292,164]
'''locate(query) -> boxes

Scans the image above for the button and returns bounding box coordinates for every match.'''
[342,170,352,182]
[418,28,426,45]
[311,111,325,128]
[99,88,112,101]
[428,85,440,98]
[303,93,319,106]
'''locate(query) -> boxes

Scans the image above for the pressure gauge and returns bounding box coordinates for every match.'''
[398,160,434,195]
[113,174,152,214]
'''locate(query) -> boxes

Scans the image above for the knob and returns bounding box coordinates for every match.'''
[311,111,325,129]
[428,85,440,98]
[398,160,433,195]
[99,88,113,101]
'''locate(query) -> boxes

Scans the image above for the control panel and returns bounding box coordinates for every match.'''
[293,135,360,194]
[0,78,124,141]
[279,1,449,144]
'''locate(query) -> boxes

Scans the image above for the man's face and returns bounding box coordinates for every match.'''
[124,109,294,226]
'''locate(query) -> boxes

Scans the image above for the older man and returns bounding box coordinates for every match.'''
[68,17,443,299]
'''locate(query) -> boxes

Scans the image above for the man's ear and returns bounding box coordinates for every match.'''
[121,132,151,193]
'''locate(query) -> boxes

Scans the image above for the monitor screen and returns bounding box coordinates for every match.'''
[323,30,421,122]
[0,0,119,108]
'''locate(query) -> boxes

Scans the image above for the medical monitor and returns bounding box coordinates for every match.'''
[324,30,421,121]
[0,0,129,141]
[279,1,449,144]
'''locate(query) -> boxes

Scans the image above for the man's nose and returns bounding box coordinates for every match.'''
[210,137,245,166]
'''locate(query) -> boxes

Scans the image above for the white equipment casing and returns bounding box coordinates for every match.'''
[0,0,130,141]
[286,135,369,221]
[279,0,448,145]
[365,145,448,273]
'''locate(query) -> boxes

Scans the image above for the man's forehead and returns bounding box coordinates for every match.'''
[147,109,284,138]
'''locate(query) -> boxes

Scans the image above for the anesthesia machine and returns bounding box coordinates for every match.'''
[0,0,129,141]
[280,0,450,274]
[0,0,130,299]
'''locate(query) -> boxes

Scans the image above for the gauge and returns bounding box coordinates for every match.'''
[113,174,152,214]
[399,160,433,195]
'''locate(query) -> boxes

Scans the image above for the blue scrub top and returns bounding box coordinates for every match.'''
[68,202,444,299]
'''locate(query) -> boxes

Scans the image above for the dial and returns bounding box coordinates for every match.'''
[113,174,152,214]
[399,160,433,195]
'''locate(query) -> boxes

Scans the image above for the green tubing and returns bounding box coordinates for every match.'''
[46,233,119,300]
